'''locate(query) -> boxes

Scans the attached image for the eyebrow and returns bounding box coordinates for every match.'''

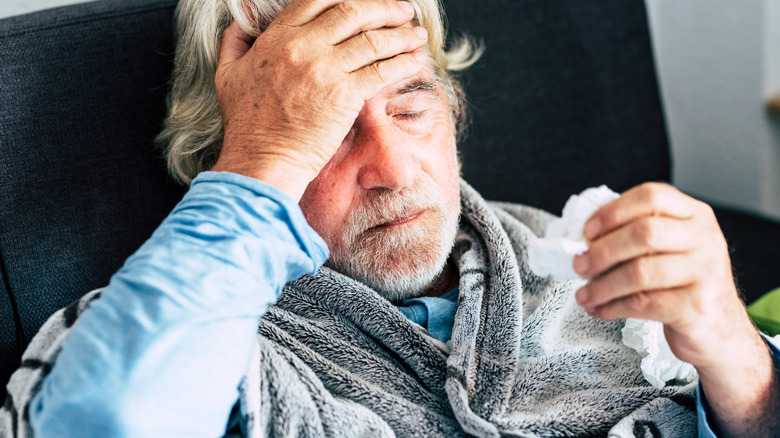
[396,79,439,96]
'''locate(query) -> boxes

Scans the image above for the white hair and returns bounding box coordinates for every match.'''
[156,0,482,184]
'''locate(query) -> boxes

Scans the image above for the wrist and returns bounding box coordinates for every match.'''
[666,292,754,369]
[697,336,776,437]
[211,155,317,202]
[694,327,768,374]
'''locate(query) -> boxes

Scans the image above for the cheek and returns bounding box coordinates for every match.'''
[442,158,461,211]
[422,124,460,202]
[299,173,355,247]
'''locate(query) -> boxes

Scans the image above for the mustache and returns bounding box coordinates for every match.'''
[341,179,441,244]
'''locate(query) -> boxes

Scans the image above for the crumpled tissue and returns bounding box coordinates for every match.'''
[528,185,619,281]
[621,319,698,389]
[528,185,697,388]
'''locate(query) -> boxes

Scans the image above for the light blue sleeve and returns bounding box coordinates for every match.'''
[696,333,780,437]
[29,171,329,438]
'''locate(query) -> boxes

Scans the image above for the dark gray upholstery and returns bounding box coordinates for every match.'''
[0,0,185,401]
[1,0,779,404]
[716,210,780,302]
[448,0,670,213]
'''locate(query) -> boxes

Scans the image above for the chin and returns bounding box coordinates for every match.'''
[327,210,460,302]
[357,252,451,302]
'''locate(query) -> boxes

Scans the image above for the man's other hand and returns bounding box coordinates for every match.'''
[572,182,777,437]
[212,0,429,201]
[571,182,749,365]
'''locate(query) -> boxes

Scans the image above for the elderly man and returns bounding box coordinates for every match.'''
[2,0,778,436]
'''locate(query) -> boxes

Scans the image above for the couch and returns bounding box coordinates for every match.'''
[2,0,780,403]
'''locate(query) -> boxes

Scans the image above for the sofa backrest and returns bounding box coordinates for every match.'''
[0,0,669,401]
[447,0,669,214]
[0,0,185,400]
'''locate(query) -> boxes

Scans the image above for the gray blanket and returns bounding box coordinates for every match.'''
[2,180,697,437]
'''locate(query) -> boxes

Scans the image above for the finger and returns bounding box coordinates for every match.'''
[310,0,416,45]
[583,183,699,241]
[585,286,692,323]
[576,253,696,310]
[218,20,255,66]
[335,26,427,72]
[574,216,698,277]
[350,49,428,100]
[274,0,345,27]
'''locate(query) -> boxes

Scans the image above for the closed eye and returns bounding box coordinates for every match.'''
[395,111,425,121]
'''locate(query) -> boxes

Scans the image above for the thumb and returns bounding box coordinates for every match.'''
[218,20,254,66]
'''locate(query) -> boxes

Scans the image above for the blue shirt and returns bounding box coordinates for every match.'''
[29,172,779,436]
[397,287,460,343]
[30,172,329,437]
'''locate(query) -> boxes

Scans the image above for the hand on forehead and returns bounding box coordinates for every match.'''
[213,0,429,201]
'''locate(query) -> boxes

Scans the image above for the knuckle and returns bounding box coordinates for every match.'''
[627,258,650,285]
[586,245,610,273]
[644,181,671,193]
[633,218,657,249]
[383,0,400,17]
[626,291,651,313]
[335,0,363,22]
[368,61,389,84]
[361,30,385,55]
[279,42,298,63]
[280,41,310,69]
[638,183,662,206]
[698,201,716,219]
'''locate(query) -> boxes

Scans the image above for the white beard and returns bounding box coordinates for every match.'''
[326,178,460,302]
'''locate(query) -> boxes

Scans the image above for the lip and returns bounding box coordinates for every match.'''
[370,210,424,230]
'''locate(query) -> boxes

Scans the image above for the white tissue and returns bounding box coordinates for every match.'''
[527,185,697,389]
[621,319,698,389]
[528,185,619,281]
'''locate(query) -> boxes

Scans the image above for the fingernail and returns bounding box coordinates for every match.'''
[583,218,600,240]
[413,26,427,39]
[573,254,589,275]
[575,286,589,304]
[399,1,414,15]
[413,50,428,63]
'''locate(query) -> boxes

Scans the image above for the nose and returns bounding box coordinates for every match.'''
[354,118,420,192]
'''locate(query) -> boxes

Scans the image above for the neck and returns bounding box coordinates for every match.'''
[425,259,459,298]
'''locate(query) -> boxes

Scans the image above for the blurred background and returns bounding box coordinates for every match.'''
[3,0,780,223]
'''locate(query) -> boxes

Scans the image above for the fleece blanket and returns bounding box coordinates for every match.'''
[2,180,697,437]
